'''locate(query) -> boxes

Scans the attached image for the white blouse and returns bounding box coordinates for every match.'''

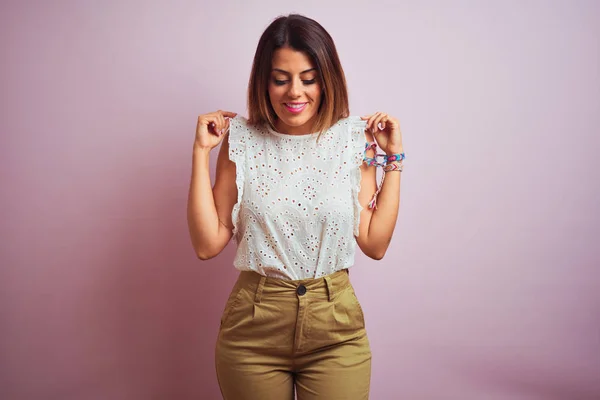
[228,115,368,280]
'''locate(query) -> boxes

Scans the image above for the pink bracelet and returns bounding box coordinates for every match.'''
[383,161,403,172]
[366,158,404,210]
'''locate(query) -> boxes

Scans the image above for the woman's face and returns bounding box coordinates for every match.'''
[268,47,322,135]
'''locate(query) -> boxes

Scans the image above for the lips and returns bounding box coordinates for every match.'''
[284,102,307,114]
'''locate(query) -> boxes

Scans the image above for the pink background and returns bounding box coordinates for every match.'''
[2,1,599,399]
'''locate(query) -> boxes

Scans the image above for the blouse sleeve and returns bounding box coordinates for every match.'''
[227,115,247,242]
[349,117,368,237]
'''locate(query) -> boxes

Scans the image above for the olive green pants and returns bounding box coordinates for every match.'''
[215,269,371,399]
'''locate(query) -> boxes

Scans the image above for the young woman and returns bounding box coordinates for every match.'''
[187,14,404,400]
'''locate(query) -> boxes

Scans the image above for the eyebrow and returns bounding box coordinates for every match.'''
[272,68,317,75]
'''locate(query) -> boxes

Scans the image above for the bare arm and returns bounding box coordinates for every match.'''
[355,129,402,260]
[187,111,238,260]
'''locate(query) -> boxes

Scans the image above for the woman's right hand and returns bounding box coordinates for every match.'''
[195,110,238,150]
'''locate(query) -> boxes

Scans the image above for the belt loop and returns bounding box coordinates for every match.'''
[255,276,266,303]
[324,275,334,302]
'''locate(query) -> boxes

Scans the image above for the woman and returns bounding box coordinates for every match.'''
[187,14,404,400]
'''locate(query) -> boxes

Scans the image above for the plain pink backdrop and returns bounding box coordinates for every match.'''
[1,1,599,399]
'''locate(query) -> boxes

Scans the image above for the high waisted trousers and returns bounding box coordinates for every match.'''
[215,268,371,399]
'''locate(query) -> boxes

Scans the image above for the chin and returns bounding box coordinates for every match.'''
[281,116,311,126]
[276,107,317,128]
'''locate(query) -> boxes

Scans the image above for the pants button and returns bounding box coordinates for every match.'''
[296,284,307,296]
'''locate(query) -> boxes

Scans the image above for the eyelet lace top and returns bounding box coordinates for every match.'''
[228,115,367,280]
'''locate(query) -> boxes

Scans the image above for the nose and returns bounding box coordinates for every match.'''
[288,78,302,98]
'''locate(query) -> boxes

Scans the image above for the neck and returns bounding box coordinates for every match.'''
[274,117,318,135]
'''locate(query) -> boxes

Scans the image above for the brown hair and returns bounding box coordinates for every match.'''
[247,14,350,137]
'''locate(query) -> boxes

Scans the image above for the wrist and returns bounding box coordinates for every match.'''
[385,148,404,156]
[193,142,212,153]
[383,161,403,172]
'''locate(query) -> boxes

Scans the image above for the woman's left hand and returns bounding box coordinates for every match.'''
[361,112,403,155]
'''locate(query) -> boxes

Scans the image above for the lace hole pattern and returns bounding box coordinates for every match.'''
[228,116,368,280]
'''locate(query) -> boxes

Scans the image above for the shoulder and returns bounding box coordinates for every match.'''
[229,114,249,130]
[228,115,250,154]
[230,115,266,137]
[334,116,368,136]
[229,115,253,141]
[228,115,271,156]
[334,116,371,143]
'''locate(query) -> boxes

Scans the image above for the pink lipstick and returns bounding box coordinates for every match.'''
[284,102,307,114]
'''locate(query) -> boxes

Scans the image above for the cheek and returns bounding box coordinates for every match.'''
[309,85,322,104]
[268,85,283,103]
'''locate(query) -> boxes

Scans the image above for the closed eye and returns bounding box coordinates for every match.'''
[273,79,317,86]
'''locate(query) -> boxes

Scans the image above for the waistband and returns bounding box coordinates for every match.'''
[235,269,351,302]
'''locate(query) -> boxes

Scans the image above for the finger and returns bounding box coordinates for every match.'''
[217,113,225,135]
[199,115,219,135]
[381,116,388,131]
[215,111,223,135]
[220,115,228,135]
[219,110,237,119]
[361,114,372,131]
[368,112,382,132]
[365,113,376,131]
[212,121,221,136]
[374,113,387,132]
